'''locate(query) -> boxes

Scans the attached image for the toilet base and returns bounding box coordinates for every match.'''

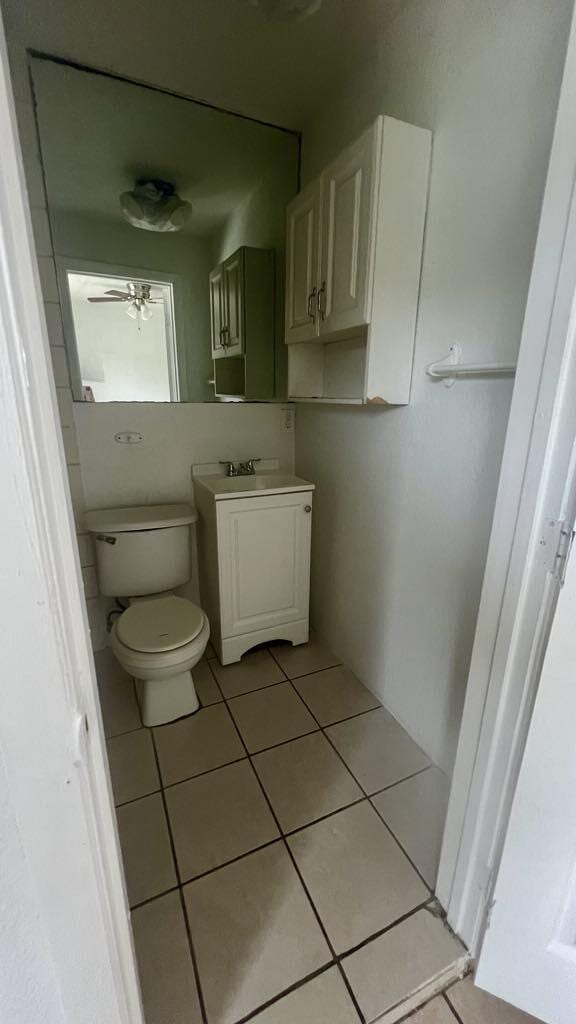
[136,670,199,727]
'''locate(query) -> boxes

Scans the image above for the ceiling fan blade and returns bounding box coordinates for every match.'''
[87,296,125,303]
[105,289,131,298]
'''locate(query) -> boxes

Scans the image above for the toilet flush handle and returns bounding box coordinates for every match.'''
[96,534,117,545]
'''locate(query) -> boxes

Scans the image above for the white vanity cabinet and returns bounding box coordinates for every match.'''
[285,115,431,405]
[194,475,314,664]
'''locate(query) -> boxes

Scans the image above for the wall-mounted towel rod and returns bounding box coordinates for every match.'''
[426,345,516,387]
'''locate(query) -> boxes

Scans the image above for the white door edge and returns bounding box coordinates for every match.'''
[0,25,143,1024]
[438,2,576,954]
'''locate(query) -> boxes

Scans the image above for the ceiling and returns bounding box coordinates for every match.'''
[32,57,299,239]
[3,0,406,129]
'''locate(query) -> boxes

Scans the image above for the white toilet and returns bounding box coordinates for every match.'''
[85,503,210,727]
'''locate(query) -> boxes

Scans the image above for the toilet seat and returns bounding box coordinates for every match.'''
[116,595,205,653]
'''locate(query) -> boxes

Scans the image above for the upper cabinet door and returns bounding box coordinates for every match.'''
[318,122,379,337]
[209,265,225,358]
[221,250,244,356]
[285,180,321,343]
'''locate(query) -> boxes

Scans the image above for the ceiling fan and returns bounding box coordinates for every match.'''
[87,282,162,321]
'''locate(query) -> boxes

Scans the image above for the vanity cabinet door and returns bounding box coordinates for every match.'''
[221,250,244,356]
[285,180,321,343]
[318,122,378,337]
[210,265,226,358]
[217,493,312,638]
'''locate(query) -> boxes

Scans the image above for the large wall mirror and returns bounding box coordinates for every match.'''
[31,57,300,403]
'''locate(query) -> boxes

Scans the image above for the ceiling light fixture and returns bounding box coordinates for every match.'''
[120,179,191,232]
[241,0,322,20]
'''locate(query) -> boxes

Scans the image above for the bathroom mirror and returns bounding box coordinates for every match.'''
[31,57,300,403]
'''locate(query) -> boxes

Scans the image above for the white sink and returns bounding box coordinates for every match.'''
[194,473,315,500]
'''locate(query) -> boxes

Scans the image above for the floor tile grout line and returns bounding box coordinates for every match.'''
[368,765,433,800]
[222,676,289,701]
[279,679,435,904]
[215,688,366,1022]
[442,989,467,1024]
[243,726,321,757]
[112,748,431,810]
[338,896,435,962]
[283,677,374,799]
[148,727,210,1024]
[266,643,342,680]
[160,753,249,792]
[114,785,162,809]
[286,677,433,822]
[178,835,282,887]
[334,961,366,1024]
[370,803,433,894]
[132,678,145,728]
[315,701,392,730]
[105,724,147,741]
[129,884,181,912]
[231,962,338,1024]
[283,796,368,838]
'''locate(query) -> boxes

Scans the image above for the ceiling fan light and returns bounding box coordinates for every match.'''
[125,303,138,320]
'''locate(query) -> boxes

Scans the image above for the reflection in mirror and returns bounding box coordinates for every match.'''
[65,270,179,402]
[31,57,300,403]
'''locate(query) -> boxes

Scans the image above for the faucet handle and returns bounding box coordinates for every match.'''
[219,460,236,477]
[246,458,261,474]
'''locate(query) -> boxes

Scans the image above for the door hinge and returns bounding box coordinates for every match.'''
[538,518,575,585]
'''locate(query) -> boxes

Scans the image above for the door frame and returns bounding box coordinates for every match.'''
[0,24,143,1024]
[56,256,183,402]
[438,1,576,955]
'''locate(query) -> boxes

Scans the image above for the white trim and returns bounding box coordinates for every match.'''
[0,25,143,1024]
[55,255,183,402]
[438,3,576,954]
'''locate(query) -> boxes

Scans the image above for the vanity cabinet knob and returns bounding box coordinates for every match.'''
[304,505,312,513]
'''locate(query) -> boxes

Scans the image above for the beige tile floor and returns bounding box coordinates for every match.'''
[95,639,542,1024]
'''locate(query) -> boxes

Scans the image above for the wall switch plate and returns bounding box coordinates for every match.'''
[282,406,295,432]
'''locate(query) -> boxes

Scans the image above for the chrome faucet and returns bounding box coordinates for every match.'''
[238,459,261,476]
[219,459,261,477]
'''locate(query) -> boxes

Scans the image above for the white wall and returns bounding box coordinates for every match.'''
[296,0,573,772]
[74,401,295,646]
[75,401,294,508]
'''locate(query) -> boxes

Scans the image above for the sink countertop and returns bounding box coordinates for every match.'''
[193,473,315,501]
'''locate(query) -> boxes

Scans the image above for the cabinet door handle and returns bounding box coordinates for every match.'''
[307,286,317,320]
[220,326,229,347]
[304,505,312,513]
[317,282,326,321]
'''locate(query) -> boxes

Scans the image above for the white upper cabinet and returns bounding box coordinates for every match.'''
[318,125,377,337]
[285,116,431,406]
[285,180,321,343]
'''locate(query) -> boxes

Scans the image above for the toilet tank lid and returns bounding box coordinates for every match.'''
[84,503,198,533]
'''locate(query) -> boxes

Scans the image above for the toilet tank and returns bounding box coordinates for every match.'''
[85,504,198,598]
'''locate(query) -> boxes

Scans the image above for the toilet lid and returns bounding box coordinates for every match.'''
[116,596,205,653]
